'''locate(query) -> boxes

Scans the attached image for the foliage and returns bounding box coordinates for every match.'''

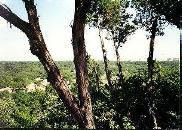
[132,0,182,28]
[0,61,179,129]
[88,0,135,45]
[0,85,77,128]
[88,59,179,129]
[0,62,45,89]
[131,0,167,38]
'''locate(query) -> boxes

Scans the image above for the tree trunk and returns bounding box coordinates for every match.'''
[24,2,85,126]
[98,28,112,88]
[146,17,160,129]
[72,0,95,128]
[0,1,95,129]
[113,41,123,86]
[147,18,157,83]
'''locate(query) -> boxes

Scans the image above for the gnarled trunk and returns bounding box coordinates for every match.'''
[23,2,84,125]
[72,0,95,128]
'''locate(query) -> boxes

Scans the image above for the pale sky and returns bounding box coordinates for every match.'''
[0,0,180,61]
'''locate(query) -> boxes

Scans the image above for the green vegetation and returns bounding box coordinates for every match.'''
[0,60,179,129]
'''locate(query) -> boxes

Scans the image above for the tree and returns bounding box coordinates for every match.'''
[145,0,181,127]
[109,3,135,86]
[0,1,95,128]
[100,0,126,86]
[98,29,113,88]
[132,0,168,128]
[87,0,115,89]
[88,0,135,86]
[132,1,181,128]
[132,0,165,83]
[147,17,158,83]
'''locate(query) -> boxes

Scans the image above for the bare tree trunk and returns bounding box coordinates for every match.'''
[98,28,112,88]
[0,1,95,129]
[72,0,95,128]
[113,41,123,86]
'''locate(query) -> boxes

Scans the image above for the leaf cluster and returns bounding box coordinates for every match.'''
[87,0,136,47]
[132,0,167,37]
[148,0,181,28]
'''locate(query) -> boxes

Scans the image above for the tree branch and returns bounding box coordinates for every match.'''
[0,4,30,34]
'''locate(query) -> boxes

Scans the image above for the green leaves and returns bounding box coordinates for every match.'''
[0,61,179,129]
[88,0,136,49]
[87,0,121,28]
[149,0,182,28]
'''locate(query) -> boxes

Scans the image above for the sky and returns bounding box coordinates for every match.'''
[0,0,180,61]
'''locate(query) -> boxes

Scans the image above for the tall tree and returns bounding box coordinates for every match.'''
[132,0,165,83]
[110,4,135,85]
[147,17,158,83]
[87,0,117,89]
[88,0,135,86]
[104,0,126,86]
[132,0,181,82]
[144,1,181,127]
[132,0,167,129]
[0,1,95,128]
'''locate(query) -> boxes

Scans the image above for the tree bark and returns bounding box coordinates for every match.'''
[147,18,158,83]
[72,0,95,128]
[98,28,112,88]
[0,1,95,128]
